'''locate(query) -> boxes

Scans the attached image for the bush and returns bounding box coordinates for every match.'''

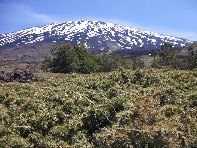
[49,125,76,143]
[42,43,100,73]
[131,69,145,84]
[150,60,162,68]
[28,132,48,148]
[0,125,9,137]
[132,58,145,70]
[82,109,112,136]
[0,135,29,148]
[98,54,132,72]
[164,106,180,118]
[108,98,125,116]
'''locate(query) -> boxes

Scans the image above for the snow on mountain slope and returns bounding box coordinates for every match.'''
[0,20,193,52]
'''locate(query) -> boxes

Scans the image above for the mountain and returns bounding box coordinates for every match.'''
[0,20,193,53]
[179,41,197,56]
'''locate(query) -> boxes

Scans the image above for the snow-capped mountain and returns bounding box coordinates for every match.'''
[0,20,193,53]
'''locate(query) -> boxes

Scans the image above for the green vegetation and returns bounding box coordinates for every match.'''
[43,43,196,74]
[42,43,137,73]
[151,43,197,69]
[42,43,100,74]
[0,42,197,147]
[0,68,196,147]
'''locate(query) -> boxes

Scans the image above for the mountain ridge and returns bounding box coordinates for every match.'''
[0,20,193,53]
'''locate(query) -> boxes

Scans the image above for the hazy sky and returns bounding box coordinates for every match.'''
[0,0,197,41]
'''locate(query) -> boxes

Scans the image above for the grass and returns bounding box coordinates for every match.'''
[0,68,196,147]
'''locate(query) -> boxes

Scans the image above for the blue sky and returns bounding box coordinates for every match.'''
[0,0,197,41]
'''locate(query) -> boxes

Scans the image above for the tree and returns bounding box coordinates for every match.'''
[159,43,176,66]
[98,54,121,72]
[151,49,157,61]
[98,53,132,72]
[132,57,144,70]
[155,43,177,67]
[42,43,100,73]
[73,44,100,73]
[50,43,80,73]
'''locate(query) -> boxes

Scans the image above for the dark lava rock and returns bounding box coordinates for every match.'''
[0,70,38,83]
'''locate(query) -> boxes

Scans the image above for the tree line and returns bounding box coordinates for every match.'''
[42,43,196,74]
[41,43,144,73]
[150,43,197,69]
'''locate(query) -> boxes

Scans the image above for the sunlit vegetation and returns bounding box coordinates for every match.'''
[41,43,140,74]
[150,43,197,70]
[0,68,196,147]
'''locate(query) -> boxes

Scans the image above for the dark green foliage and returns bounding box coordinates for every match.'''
[171,55,191,69]
[73,44,101,73]
[50,43,79,73]
[164,106,180,117]
[107,88,118,99]
[0,126,9,137]
[42,43,100,73]
[171,54,197,70]
[159,43,176,66]
[132,58,145,70]
[41,57,51,72]
[49,125,76,143]
[188,141,197,148]
[154,88,177,106]
[28,132,48,148]
[132,69,159,87]
[108,98,125,116]
[188,94,197,107]
[141,75,159,88]
[150,60,162,68]
[131,69,145,84]
[152,43,197,69]
[1,135,29,148]
[151,48,157,61]
[42,43,134,73]
[127,130,168,148]
[98,54,120,72]
[82,109,112,136]
[98,53,132,72]
[0,94,5,103]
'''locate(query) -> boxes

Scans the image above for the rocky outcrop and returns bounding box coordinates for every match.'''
[0,70,38,83]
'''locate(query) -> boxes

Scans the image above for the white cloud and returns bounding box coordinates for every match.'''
[0,3,196,41]
[0,3,63,24]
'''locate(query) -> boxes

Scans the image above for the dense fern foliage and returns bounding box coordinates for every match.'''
[0,68,196,147]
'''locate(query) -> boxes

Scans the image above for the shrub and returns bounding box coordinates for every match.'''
[0,94,6,103]
[0,135,29,148]
[42,43,100,73]
[49,125,76,143]
[0,125,9,137]
[141,75,159,88]
[164,105,180,118]
[150,60,162,68]
[108,98,125,116]
[132,58,145,70]
[131,69,145,84]
[28,132,48,148]
[82,109,112,137]
[107,88,118,99]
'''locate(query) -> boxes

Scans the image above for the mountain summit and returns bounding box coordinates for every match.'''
[0,20,193,52]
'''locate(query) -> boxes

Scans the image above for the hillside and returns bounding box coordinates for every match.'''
[0,43,55,66]
[0,20,192,52]
[0,69,196,147]
[0,20,194,66]
[179,42,197,55]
